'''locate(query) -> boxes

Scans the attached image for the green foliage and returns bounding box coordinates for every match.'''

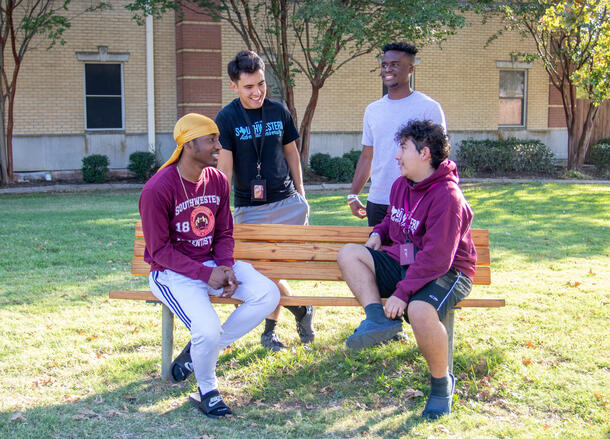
[484,0,610,169]
[81,154,109,183]
[595,136,610,145]
[457,138,554,175]
[127,151,157,181]
[310,152,356,182]
[561,169,592,179]
[342,149,361,168]
[586,143,610,170]
[309,152,332,177]
[326,157,354,182]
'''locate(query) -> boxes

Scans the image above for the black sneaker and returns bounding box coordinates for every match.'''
[193,389,233,419]
[260,331,286,351]
[296,306,315,344]
[171,341,193,382]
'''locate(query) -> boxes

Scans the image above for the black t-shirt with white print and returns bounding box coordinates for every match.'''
[215,98,300,207]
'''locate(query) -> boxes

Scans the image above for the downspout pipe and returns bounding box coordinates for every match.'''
[146,15,156,154]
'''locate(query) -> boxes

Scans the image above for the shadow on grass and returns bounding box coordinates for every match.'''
[1,329,507,438]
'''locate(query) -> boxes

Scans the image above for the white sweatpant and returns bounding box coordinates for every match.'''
[148,260,280,394]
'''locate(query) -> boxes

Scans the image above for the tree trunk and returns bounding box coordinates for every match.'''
[5,60,20,182]
[298,84,320,165]
[0,97,8,184]
[574,102,599,169]
[283,81,299,148]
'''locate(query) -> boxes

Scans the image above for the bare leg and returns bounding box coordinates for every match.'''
[407,300,448,378]
[266,279,291,321]
[337,243,381,306]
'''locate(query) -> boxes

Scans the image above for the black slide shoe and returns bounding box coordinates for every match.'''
[190,389,233,418]
[171,341,193,382]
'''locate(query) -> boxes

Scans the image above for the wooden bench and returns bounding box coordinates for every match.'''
[110,221,504,380]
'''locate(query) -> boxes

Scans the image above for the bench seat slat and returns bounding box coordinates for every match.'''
[109,290,504,308]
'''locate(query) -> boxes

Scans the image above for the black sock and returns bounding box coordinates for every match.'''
[364,303,388,324]
[286,305,307,321]
[263,318,277,334]
[430,375,451,397]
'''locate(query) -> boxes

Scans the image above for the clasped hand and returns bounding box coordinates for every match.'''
[208,266,241,297]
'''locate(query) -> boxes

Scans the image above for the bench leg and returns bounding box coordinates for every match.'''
[441,309,455,375]
[161,304,174,381]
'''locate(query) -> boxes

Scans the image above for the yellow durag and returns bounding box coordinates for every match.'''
[157,113,220,172]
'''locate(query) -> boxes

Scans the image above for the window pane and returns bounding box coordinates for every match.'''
[86,97,122,129]
[499,70,524,98]
[499,98,523,125]
[85,64,121,95]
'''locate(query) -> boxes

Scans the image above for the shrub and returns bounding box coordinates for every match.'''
[587,143,610,170]
[342,149,361,168]
[310,153,355,182]
[81,154,109,183]
[309,153,332,176]
[457,138,554,175]
[128,151,157,181]
[325,157,355,182]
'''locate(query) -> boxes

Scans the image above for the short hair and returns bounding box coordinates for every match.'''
[227,50,265,82]
[395,120,450,169]
[382,42,418,59]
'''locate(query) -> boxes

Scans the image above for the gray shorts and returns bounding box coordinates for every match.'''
[233,193,310,225]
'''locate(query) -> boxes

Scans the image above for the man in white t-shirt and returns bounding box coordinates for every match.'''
[348,42,447,226]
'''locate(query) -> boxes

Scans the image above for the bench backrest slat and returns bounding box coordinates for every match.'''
[132,239,491,266]
[132,221,491,285]
[135,222,489,247]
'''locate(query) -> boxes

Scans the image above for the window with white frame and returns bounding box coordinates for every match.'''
[84,63,124,130]
[499,70,526,126]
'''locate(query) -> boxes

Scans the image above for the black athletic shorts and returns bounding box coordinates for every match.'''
[366,247,472,322]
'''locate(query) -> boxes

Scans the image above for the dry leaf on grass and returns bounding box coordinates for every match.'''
[11,412,26,422]
[403,389,424,399]
[75,408,100,419]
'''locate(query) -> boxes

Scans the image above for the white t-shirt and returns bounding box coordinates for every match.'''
[361,91,446,205]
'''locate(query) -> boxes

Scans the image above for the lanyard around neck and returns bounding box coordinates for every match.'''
[239,101,266,178]
[404,182,440,235]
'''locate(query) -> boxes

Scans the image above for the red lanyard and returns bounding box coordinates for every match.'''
[404,182,440,235]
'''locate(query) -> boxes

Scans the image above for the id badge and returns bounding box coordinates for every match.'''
[250,179,267,201]
[399,242,417,265]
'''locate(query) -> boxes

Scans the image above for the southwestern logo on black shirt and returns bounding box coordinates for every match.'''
[234,120,284,140]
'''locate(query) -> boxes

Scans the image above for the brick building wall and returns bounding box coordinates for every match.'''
[8,5,574,175]
[221,13,549,134]
[9,1,177,173]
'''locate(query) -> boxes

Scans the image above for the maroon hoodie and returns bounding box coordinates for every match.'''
[139,164,235,284]
[372,160,476,303]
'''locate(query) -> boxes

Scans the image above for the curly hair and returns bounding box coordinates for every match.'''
[227,50,265,82]
[382,42,418,58]
[395,120,450,169]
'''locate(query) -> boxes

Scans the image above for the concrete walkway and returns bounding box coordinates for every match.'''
[0,178,608,195]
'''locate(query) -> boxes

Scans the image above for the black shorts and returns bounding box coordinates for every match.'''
[366,248,472,322]
[366,201,389,227]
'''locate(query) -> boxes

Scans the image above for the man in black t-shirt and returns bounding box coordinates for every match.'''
[216,50,314,352]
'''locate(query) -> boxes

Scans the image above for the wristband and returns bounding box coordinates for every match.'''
[347,194,359,205]
[369,232,380,238]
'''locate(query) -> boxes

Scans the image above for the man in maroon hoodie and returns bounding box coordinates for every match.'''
[337,120,476,420]
[139,113,280,418]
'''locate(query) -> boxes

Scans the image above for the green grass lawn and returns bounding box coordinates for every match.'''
[0,184,608,438]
